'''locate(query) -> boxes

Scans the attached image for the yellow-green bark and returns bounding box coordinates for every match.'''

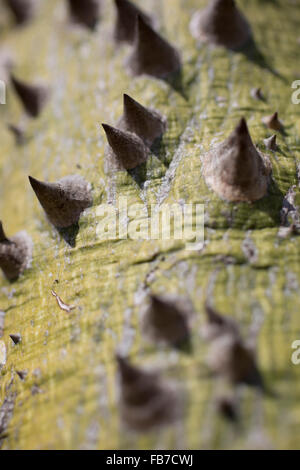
[1,0,300,450]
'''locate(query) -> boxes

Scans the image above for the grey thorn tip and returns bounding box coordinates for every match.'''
[28,175,55,202]
[202,118,271,202]
[264,134,277,151]
[114,0,153,44]
[235,117,250,136]
[228,117,254,152]
[102,123,149,170]
[10,333,21,345]
[11,74,50,118]
[122,94,166,146]
[262,112,282,131]
[29,175,92,228]
[190,0,251,50]
[127,14,181,79]
[145,295,191,348]
[28,175,46,193]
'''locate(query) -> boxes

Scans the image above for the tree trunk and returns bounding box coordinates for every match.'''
[0,0,300,450]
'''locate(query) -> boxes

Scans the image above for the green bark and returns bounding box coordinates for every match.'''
[0,0,300,450]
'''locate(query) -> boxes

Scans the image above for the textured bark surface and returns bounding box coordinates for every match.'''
[0,0,300,450]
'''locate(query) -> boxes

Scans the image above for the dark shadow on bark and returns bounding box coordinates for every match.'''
[57,223,80,248]
[176,337,193,355]
[128,162,147,189]
[163,69,188,100]
[237,37,288,84]
[150,136,169,168]
[253,177,285,226]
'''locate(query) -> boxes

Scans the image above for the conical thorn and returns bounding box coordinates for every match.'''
[114,0,153,44]
[29,174,93,228]
[190,0,252,49]
[202,118,272,202]
[102,123,149,170]
[119,94,166,146]
[126,15,181,79]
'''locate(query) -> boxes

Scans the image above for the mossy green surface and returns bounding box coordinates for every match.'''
[0,0,300,450]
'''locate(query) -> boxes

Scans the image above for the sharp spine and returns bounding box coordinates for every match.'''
[119,94,166,147]
[126,15,181,79]
[190,0,252,49]
[114,0,153,44]
[102,123,149,170]
[262,112,282,131]
[142,294,192,349]
[28,175,93,228]
[11,74,50,118]
[116,355,182,431]
[202,117,272,202]
[0,222,33,282]
[9,333,22,345]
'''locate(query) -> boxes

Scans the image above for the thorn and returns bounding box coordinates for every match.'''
[7,123,26,146]
[127,15,181,79]
[203,303,240,340]
[102,123,149,170]
[16,370,27,381]
[203,118,272,202]
[0,222,33,281]
[116,355,147,384]
[190,0,252,49]
[262,112,283,131]
[116,355,182,431]
[234,116,249,135]
[0,222,9,243]
[217,396,239,423]
[231,340,265,388]
[143,294,192,349]
[264,134,277,151]
[28,175,92,228]
[9,333,21,345]
[114,0,153,44]
[4,0,36,25]
[11,75,50,118]
[250,87,265,101]
[120,94,166,147]
[67,0,101,30]
[207,335,264,389]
